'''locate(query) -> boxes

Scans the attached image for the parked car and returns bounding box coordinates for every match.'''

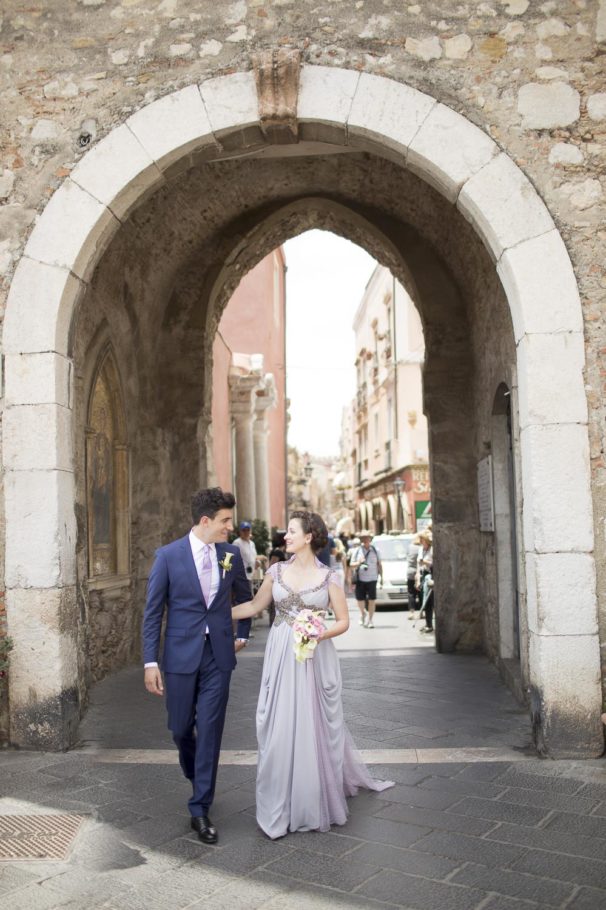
[372,533,414,608]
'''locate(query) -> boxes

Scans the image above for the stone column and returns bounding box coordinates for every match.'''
[253,374,277,528]
[230,371,262,523]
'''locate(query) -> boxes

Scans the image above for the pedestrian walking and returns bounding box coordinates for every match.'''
[232,509,394,838]
[142,488,251,845]
[231,520,259,593]
[350,531,383,628]
[407,533,421,620]
[416,530,434,633]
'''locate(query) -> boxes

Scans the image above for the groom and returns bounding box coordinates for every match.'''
[142,487,252,844]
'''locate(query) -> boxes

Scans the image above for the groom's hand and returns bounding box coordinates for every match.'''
[234,639,247,653]
[144,667,164,696]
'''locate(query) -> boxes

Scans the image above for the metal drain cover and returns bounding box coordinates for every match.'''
[0,814,86,861]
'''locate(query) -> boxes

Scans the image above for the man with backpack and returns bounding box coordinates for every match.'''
[350,531,383,629]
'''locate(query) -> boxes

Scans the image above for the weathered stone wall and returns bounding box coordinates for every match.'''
[0,0,604,746]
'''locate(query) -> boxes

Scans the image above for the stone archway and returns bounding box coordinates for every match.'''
[2,64,601,757]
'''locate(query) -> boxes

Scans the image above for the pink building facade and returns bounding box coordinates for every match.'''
[210,248,287,530]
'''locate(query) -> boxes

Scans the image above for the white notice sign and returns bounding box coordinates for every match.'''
[477,455,494,533]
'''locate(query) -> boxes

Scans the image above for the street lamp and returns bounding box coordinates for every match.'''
[393,477,404,531]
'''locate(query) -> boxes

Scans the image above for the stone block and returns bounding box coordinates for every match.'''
[458,153,555,261]
[3,404,73,471]
[298,65,360,129]
[497,230,583,342]
[548,142,583,165]
[126,85,217,172]
[348,72,436,160]
[516,332,587,428]
[5,469,77,588]
[451,862,574,907]
[528,631,603,758]
[520,424,593,554]
[414,829,525,868]
[6,588,79,702]
[3,258,84,355]
[4,352,71,407]
[518,82,580,129]
[408,103,498,202]
[587,92,606,120]
[525,553,597,636]
[199,71,259,136]
[70,123,163,221]
[23,179,120,282]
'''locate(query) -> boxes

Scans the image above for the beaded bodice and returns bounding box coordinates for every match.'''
[272,560,333,628]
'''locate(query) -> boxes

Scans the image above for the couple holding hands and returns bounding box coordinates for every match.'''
[142,487,392,843]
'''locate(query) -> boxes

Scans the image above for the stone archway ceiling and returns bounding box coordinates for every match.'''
[2,64,600,757]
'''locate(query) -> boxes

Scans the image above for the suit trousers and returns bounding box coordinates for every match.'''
[164,637,232,817]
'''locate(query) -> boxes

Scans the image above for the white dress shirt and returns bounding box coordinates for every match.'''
[144,532,220,669]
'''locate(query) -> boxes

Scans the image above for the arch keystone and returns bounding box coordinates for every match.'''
[253,47,301,143]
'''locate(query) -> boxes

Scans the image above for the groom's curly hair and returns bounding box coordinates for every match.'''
[290,510,328,553]
[191,487,236,524]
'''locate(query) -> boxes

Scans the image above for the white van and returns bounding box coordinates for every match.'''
[371,534,414,608]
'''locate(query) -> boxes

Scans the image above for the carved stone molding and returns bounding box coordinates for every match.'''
[252,48,301,144]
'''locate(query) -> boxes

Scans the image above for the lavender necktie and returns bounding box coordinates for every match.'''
[201,544,212,606]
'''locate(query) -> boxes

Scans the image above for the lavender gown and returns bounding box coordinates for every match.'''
[256,558,394,839]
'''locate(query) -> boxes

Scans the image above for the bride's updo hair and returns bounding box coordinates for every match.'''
[290,510,328,553]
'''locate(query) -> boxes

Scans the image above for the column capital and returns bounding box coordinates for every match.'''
[254,372,278,418]
[229,370,263,418]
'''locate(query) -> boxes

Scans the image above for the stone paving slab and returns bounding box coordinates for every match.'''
[1,603,605,909]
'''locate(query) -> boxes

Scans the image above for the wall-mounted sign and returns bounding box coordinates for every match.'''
[415,500,432,531]
[477,455,495,532]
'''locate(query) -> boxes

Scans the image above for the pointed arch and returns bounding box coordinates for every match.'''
[85,345,129,580]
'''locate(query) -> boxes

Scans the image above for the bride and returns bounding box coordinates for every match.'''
[232,509,393,839]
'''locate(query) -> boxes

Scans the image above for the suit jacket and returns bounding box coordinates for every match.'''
[142,536,252,673]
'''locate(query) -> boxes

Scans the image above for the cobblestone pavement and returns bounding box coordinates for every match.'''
[1,602,605,909]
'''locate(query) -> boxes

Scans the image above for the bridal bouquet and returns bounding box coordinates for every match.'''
[292,609,326,663]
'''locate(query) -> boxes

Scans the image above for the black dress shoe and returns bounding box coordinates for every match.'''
[191,815,218,844]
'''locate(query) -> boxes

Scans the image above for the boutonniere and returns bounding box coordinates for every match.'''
[219,552,233,579]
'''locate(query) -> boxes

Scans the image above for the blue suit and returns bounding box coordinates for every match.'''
[142,535,252,816]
